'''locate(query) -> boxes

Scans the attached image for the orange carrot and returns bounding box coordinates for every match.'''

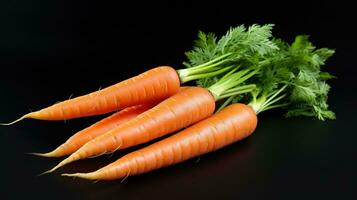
[47,87,215,173]
[62,103,257,180]
[1,67,180,124]
[32,104,155,157]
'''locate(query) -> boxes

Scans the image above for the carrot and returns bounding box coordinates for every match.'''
[1,25,276,125]
[1,67,180,124]
[61,31,335,181]
[1,25,277,125]
[46,87,216,173]
[32,104,155,157]
[62,103,257,180]
[46,68,258,173]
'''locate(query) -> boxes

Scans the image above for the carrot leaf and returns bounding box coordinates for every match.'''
[180,24,278,86]
[247,35,335,120]
[182,24,335,120]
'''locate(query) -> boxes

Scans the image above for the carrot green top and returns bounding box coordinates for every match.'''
[177,24,278,84]
[183,24,335,120]
[247,35,335,120]
[178,24,277,102]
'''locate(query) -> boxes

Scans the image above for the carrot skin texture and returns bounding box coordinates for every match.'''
[38,104,154,157]
[54,87,215,170]
[27,66,180,120]
[63,103,257,180]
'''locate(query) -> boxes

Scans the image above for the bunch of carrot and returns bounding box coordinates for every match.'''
[1,24,335,181]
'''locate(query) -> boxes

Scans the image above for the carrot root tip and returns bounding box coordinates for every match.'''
[43,162,66,175]
[62,173,95,180]
[46,156,77,173]
[38,169,56,176]
[26,151,58,158]
[0,114,29,126]
[61,173,80,177]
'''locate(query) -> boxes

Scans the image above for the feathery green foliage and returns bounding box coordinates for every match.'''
[185,24,278,67]
[184,24,335,120]
[248,35,335,120]
[183,24,278,88]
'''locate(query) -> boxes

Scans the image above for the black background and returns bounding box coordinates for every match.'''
[0,1,356,199]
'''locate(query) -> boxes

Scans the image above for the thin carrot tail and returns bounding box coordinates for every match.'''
[27,151,59,158]
[0,111,44,125]
[26,145,64,157]
[0,114,30,125]
[38,169,55,176]
[38,157,74,176]
[61,172,98,180]
[43,154,80,174]
[37,165,68,176]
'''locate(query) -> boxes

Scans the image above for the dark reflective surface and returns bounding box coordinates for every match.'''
[1,1,356,200]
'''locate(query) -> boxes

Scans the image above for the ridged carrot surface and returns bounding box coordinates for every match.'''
[49,87,215,172]
[63,103,257,180]
[2,66,180,124]
[34,104,154,157]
